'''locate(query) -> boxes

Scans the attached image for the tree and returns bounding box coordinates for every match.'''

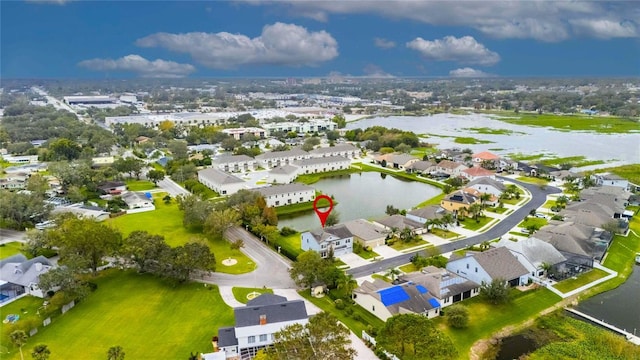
[47,217,122,274]
[265,312,356,359]
[165,242,216,283]
[49,138,82,160]
[378,314,457,359]
[177,194,214,230]
[31,344,51,360]
[289,250,327,288]
[168,140,188,161]
[147,169,165,185]
[446,304,469,328]
[481,278,510,304]
[107,345,125,360]
[0,191,52,229]
[336,272,357,298]
[325,211,340,227]
[479,193,492,208]
[385,205,400,215]
[113,157,143,179]
[122,231,170,273]
[468,203,483,221]
[38,257,90,301]
[10,330,28,360]
[203,208,241,240]
[385,267,401,281]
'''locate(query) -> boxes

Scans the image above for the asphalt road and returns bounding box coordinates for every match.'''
[200,226,297,289]
[347,177,562,278]
[157,176,190,197]
[0,228,28,244]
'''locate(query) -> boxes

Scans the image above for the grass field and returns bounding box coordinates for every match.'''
[438,287,562,359]
[553,268,609,293]
[0,242,23,259]
[596,164,640,185]
[295,168,359,185]
[460,216,494,231]
[354,248,380,260]
[516,176,549,185]
[1,270,234,360]
[273,233,302,259]
[389,239,429,251]
[485,206,508,214]
[109,197,253,274]
[415,193,446,208]
[358,163,446,190]
[124,179,156,191]
[431,228,461,239]
[538,156,605,168]
[461,127,526,135]
[518,217,548,229]
[496,113,640,134]
[453,137,493,144]
[232,287,273,304]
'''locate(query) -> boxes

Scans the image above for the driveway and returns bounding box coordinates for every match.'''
[157,176,190,197]
[347,178,562,278]
[0,229,27,244]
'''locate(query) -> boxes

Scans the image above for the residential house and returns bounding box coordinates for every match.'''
[533,221,613,262]
[253,183,315,207]
[301,224,354,258]
[440,190,480,213]
[255,149,310,169]
[198,168,248,196]
[493,237,566,278]
[433,160,468,177]
[472,151,500,168]
[0,178,26,190]
[591,173,629,190]
[121,191,155,212]
[406,205,449,225]
[342,219,388,248]
[353,278,442,321]
[97,181,127,195]
[579,186,631,218]
[266,165,299,184]
[310,143,360,159]
[214,294,309,360]
[405,160,436,175]
[466,177,506,198]
[461,166,495,181]
[51,204,110,222]
[292,156,350,174]
[386,154,420,170]
[446,247,530,287]
[0,254,52,302]
[374,214,426,235]
[401,267,481,308]
[212,155,257,173]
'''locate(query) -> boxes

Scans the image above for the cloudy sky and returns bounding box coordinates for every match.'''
[2,0,639,78]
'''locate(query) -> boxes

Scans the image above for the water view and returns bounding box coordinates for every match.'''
[278,171,440,231]
[347,114,640,166]
[576,264,640,334]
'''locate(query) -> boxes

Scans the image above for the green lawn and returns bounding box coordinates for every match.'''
[389,239,428,251]
[358,163,446,189]
[453,137,494,144]
[595,164,640,185]
[553,268,609,293]
[497,113,640,134]
[110,196,253,274]
[415,193,446,208]
[485,206,508,214]
[275,197,335,216]
[125,179,156,191]
[298,290,385,336]
[460,216,494,231]
[295,168,359,185]
[232,287,274,304]
[518,217,548,229]
[538,156,605,168]
[354,248,380,260]
[273,233,302,259]
[438,288,562,359]
[500,196,525,205]
[507,153,546,162]
[461,127,526,135]
[0,296,46,346]
[430,228,461,239]
[0,242,23,259]
[1,270,234,360]
[399,263,419,273]
[515,176,549,185]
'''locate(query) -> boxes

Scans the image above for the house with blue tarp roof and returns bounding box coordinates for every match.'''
[354,278,441,321]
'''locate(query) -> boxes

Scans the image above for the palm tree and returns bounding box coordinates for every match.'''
[441,213,455,230]
[107,346,125,360]
[337,273,358,299]
[10,330,27,360]
[540,262,553,278]
[399,227,413,242]
[479,193,492,209]
[385,267,401,282]
[31,344,50,360]
[468,203,483,222]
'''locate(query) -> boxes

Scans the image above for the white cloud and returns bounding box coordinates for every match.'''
[570,19,638,39]
[136,22,338,69]
[243,1,639,41]
[78,55,196,78]
[362,64,394,78]
[374,37,396,49]
[449,67,491,78]
[407,36,500,66]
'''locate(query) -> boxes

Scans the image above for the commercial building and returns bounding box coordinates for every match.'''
[253,183,315,207]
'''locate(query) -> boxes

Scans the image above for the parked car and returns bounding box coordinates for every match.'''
[534,213,546,218]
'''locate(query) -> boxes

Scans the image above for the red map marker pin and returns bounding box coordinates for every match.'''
[313,195,334,228]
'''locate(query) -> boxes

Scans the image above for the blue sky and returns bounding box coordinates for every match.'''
[2,0,639,78]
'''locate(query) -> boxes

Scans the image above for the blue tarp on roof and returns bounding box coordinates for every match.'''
[378,286,410,306]
[416,285,428,294]
[428,298,441,308]
[144,192,152,199]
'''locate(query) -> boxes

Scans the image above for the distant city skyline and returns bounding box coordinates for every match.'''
[1,0,639,79]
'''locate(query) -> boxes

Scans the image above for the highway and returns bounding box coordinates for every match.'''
[347,177,562,278]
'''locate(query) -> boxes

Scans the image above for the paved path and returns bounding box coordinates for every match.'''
[0,229,27,244]
[157,176,190,197]
[347,177,562,278]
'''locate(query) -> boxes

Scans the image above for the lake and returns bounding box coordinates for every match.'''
[347,114,640,166]
[278,171,440,232]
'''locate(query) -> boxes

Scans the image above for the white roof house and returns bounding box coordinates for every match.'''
[198,168,249,196]
[0,254,53,300]
[266,164,299,184]
[293,156,351,174]
[255,149,310,169]
[253,183,315,207]
[494,237,566,277]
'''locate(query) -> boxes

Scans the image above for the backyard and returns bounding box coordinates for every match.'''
[552,268,610,293]
[460,215,494,231]
[0,242,22,259]
[1,270,234,360]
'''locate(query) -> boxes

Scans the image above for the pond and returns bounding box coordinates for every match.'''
[495,334,538,360]
[278,171,440,232]
[576,263,640,334]
[348,114,640,166]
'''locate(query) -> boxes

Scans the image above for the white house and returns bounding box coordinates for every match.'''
[253,183,315,207]
[310,143,360,159]
[301,224,354,258]
[353,279,442,321]
[466,177,506,198]
[255,149,310,169]
[198,168,248,196]
[591,173,629,190]
[406,205,449,225]
[212,155,257,173]
[461,167,495,181]
[403,267,481,308]
[293,156,351,174]
[0,254,53,301]
[121,191,155,212]
[493,237,566,278]
[446,247,530,287]
[342,219,388,248]
[433,160,468,177]
[214,294,309,360]
[266,165,299,184]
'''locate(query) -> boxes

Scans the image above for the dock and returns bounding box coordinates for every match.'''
[565,307,640,345]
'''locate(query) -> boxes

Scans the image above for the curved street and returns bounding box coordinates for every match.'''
[347,177,562,277]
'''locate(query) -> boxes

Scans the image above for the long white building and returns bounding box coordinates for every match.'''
[253,183,315,207]
[293,156,351,174]
[198,168,249,196]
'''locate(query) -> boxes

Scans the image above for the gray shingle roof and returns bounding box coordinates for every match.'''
[444,190,478,205]
[269,164,299,175]
[495,237,566,268]
[254,183,314,197]
[407,205,447,221]
[342,219,388,241]
[234,295,308,328]
[0,255,52,287]
[198,168,245,185]
[216,327,238,347]
[308,224,353,243]
[375,215,423,230]
[533,222,612,259]
[473,247,529,281]
[213,154,255,164]
[467,177,506,191]
[402,266,479,300]
[293,156,349,167]
[406,161,435,171]
[310,143,358,155]
[389,154,418,165]
[256,149,309,160]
